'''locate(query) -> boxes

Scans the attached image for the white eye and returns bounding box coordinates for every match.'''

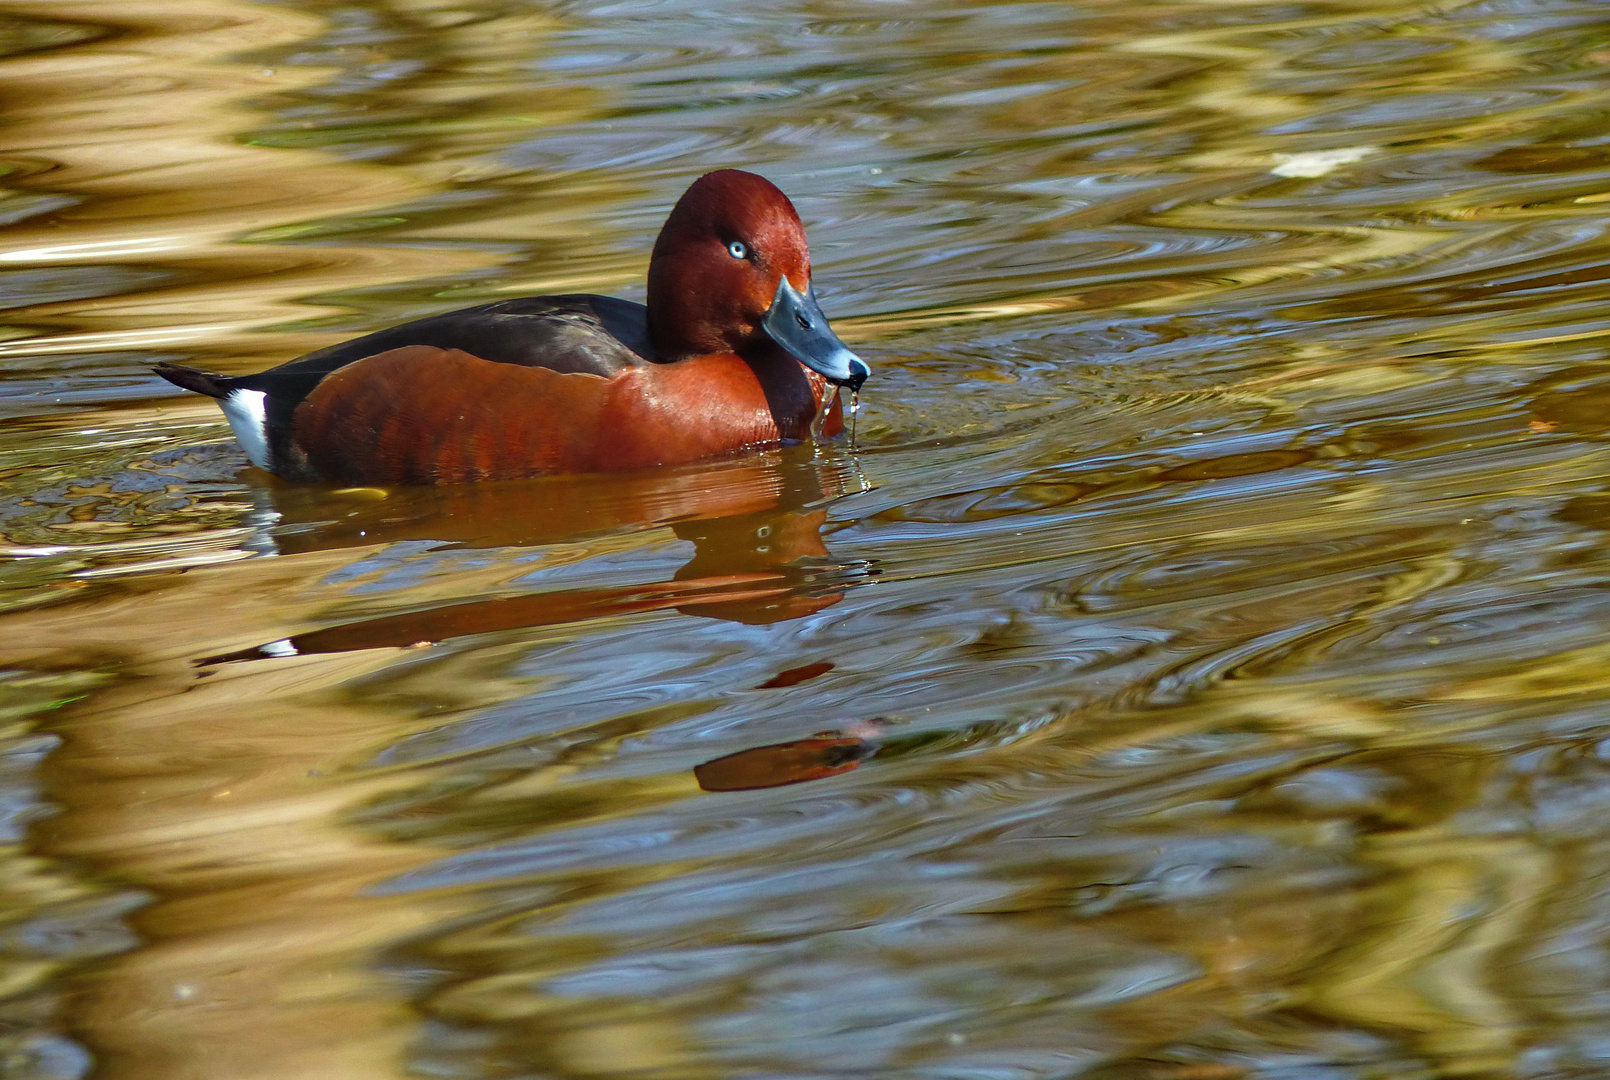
[727,240,748,260]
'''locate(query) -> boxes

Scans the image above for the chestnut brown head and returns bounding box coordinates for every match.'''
[646,170,869,389]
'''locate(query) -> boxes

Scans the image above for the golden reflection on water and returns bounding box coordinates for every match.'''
[0,1,481,362]
[5,0,1610,1077]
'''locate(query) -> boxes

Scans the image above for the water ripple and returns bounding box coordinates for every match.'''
[6,0,1610,1077]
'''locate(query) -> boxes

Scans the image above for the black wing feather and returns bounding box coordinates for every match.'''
[239,294,657,398]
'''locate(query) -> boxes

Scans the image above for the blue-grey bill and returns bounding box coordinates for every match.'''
[761,276,870,391]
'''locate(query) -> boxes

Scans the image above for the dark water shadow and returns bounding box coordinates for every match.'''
[205,450,872,662]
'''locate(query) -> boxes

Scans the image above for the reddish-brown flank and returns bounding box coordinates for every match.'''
[292,342,842,485]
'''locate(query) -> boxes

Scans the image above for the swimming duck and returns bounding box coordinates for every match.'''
[155,169,870,485]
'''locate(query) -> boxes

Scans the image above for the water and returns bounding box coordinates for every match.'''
[2,0,1610,1076]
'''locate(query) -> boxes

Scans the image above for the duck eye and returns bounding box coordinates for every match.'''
[727,240,748,260]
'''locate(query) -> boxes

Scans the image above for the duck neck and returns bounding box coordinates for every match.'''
[645,258,746,361]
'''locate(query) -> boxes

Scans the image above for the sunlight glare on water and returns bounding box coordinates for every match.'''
[3,0,1610,1077]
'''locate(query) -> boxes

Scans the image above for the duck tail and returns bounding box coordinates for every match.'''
[154,361,233,399]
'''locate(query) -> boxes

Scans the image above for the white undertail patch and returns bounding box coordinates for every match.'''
[219,389,271,470]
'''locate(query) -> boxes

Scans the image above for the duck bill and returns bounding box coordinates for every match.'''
[761,276,870,392]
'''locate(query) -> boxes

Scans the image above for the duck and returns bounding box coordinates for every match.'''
[154,169,871,485]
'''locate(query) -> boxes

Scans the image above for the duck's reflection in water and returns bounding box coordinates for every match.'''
[235,453,898,795]
[695,718,891,792]
[209,450,871,663]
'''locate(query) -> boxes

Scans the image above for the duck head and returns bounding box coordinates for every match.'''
[646,169,870,391]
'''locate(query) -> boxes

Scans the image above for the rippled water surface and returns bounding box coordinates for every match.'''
[4,0,1610,1076]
